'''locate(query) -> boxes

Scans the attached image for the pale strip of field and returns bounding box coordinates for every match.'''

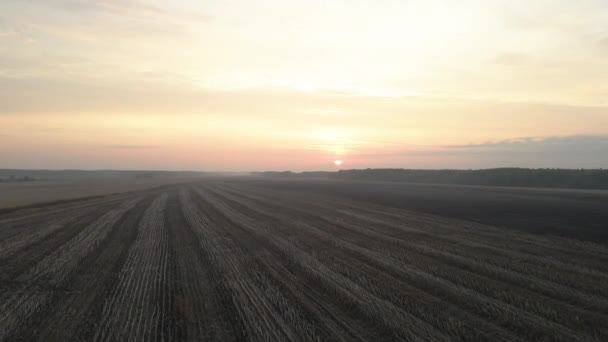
[0,178,201,209]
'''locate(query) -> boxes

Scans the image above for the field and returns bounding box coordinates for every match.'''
[0,177,205,209]
[1,178,607,341]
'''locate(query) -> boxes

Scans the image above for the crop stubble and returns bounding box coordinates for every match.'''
[1,180,607,341]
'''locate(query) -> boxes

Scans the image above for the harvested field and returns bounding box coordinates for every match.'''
[0,177,204,210]
[1,178,607,341]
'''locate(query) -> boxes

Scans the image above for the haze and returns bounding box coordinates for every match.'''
[1,0,607,170]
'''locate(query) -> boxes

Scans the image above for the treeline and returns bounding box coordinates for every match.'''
[331,168,608,189]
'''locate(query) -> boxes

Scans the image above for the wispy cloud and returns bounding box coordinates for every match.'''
[0,17,28,39]
[445,135,608,151]
[490,52,528,66]
[22,0,164,15]
[347,135,608,168]
[428,135,608,168]
[102,144,160,149]
[19,0,212,22]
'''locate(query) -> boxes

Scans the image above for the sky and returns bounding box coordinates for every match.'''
[1,0,608,171]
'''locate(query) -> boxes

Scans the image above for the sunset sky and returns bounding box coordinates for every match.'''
[1,0,607,170]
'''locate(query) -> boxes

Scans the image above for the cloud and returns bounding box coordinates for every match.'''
[0,17,25,39]
[23,0,164,15]
[434,135,608,168]
[6,1,210,49]
[19,0,212,22]
[102,144,160,149]
[348,135,608,169]
[490,52,528,66]
[445,135,608,151]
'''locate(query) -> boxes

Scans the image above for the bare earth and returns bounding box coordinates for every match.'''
[1,178,607,341]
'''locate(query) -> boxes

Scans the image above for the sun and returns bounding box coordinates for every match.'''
[334,160,343,166]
